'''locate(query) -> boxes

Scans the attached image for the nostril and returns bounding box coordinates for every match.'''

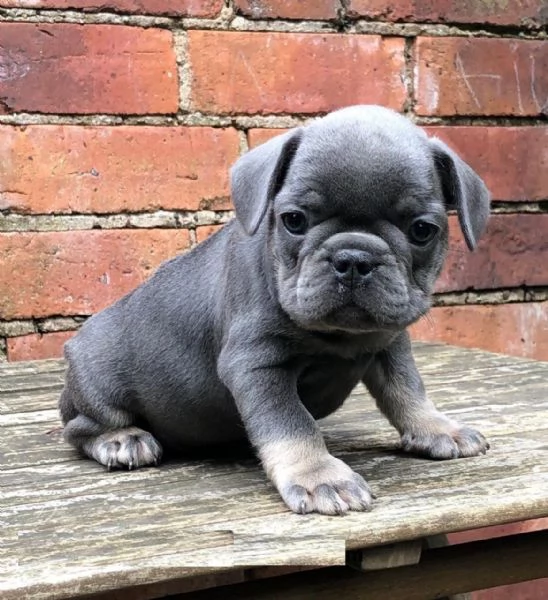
[356,262,372,277]
[333,259,350,274]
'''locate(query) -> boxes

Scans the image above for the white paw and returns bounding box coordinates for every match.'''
[84,427,163,470]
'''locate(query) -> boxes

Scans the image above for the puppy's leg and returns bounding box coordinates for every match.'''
[218,349,373,515]
[363,332,489,459]
[60,368,162,470]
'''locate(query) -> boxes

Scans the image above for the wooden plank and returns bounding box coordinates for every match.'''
[347,540,423,570]
[0,372,64,393]
[0,390,65,415]
[168,531,548,600]
[0,358,65,378]
[3,461,546,571]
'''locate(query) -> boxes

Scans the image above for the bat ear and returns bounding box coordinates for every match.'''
[430,137,491,250]
[230,128,303,236]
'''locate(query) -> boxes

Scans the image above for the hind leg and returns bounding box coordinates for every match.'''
[63,415,162,470]
[60,370,163,470]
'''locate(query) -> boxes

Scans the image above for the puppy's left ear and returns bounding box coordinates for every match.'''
[230,128,303,236]
[430,137,490,250]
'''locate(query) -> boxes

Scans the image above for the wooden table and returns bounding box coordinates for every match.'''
[1,343,547,600]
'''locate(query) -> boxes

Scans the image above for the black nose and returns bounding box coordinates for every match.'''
[331,249,374,281]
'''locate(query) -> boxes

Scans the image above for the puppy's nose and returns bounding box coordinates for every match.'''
[331,249,374,281]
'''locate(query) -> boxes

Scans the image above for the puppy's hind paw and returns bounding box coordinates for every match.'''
[83,427,163,470]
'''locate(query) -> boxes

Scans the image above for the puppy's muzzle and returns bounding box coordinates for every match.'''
[331,249,378,285]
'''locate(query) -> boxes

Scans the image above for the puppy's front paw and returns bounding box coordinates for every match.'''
[274,454,374,516]
[402,415,489,460]
[83,426,163,470]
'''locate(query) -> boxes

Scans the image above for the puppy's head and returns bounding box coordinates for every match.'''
[231,106,490,334]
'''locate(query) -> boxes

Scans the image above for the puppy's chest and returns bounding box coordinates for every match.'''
[296,356,370,420]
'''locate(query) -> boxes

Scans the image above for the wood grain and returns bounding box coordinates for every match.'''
[1,343,547,599]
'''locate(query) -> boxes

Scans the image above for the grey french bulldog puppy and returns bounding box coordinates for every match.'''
[60,105,490,515]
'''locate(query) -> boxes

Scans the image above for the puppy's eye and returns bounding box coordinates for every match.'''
[409,219,439,246]
[281,211,308,235]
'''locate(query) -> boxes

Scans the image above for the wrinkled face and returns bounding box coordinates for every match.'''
[271,120,448,334]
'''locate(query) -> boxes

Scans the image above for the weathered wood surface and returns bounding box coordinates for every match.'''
[1,343,547,600]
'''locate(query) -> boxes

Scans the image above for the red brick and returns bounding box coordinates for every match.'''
[0,126,239,214]
[234,0,339,20]
[415,38,548,116]
[439,214,548,292]
[448,518,548,544]
[189,31,407,114]
[346,0,547,28]
[0,24,178,114]
[426,127,548,202]
[6,331,76,362]
[410,302,548,360]
[0,230,191,320]
[248,128,289,148]
[0,0,223,16]
[473,578,548,600]
[195,225,223,244]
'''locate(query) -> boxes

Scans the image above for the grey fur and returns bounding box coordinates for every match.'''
[60,105,490,515]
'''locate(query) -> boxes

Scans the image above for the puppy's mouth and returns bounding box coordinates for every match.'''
[291,298,407,334]
[323,305,382,333]
[326,301,407,331]
[288,273,426,334]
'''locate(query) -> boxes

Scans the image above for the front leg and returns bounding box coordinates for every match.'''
[363,332,489,459]
[218,344,373,515]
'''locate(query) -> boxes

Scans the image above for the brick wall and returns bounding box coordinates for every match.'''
[0,2,547,364]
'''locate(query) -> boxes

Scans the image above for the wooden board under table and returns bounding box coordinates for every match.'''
[1,343,547,599]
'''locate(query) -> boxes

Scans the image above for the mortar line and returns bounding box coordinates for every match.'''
[0,113,545,128]
[0,10,545,39]
[2,203,546,233]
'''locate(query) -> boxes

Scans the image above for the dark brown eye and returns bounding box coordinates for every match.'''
[281,211,307,235]
[409,219,439,246]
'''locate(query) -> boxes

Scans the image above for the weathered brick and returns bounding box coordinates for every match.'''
[0,24,178,114]
[234,0,339,20]
[439,214,548,292]
[0,0,224,16]
[248,128,288,148]
[426,127,548,202]
[415,37,548,116]
[346,0,548,28]
[195,225,223,244]
[473,578,548,600]
[0,126,239,214]
[6,331,75,361]
[249,126,548,202]
[448,518,548,544]
[410,302,548,360]
[189,31,406,114]
[0,230,191,319]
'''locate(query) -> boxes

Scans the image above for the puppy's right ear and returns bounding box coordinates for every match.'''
[230,128,303,236]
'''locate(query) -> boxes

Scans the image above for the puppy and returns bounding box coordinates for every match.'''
[60,105,490,515]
